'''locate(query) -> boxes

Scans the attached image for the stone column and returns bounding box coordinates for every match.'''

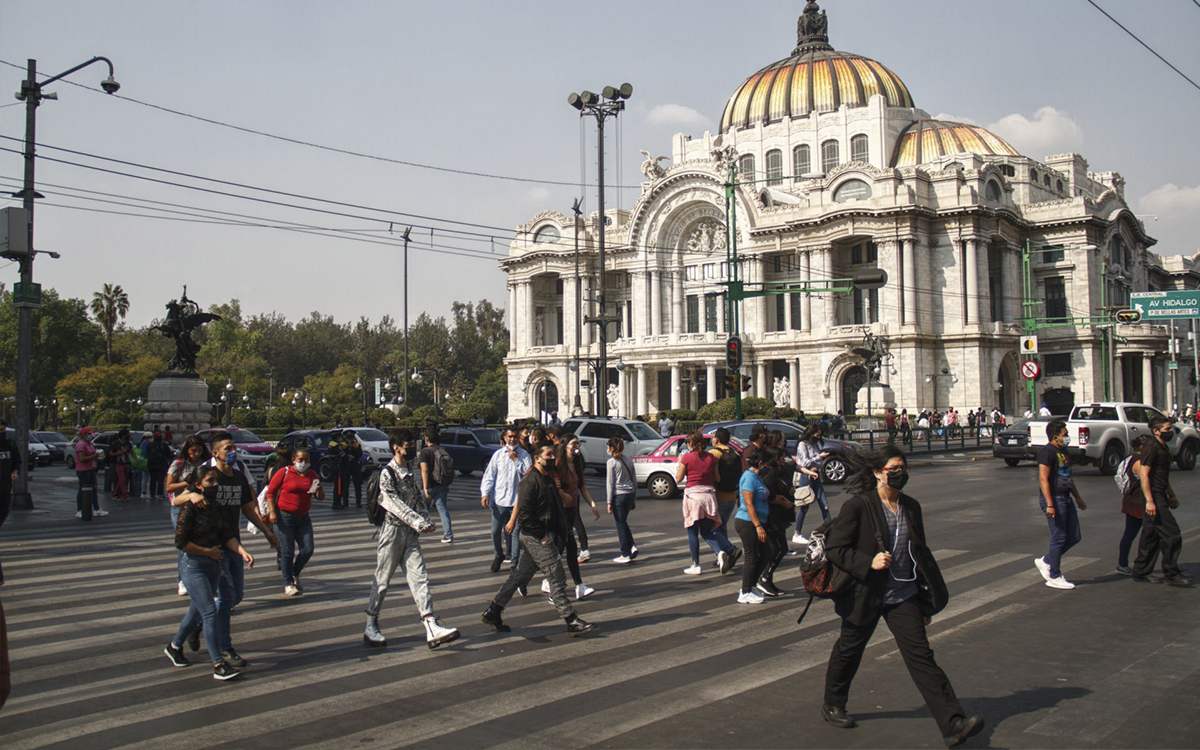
[672,271,685,335]
[670,366,682,410]
[718,293,727,333]
[637,366,649,417]
[650,271,662,336]
[965,238,979,327]
[630,272,645,338]
[756,361,769,400]
[789,358,801,409]
[757,257,770,336]
[902,237,917,327]
[877,238,900,329]
[783,289,793,331]
[707,363,718,404]
[820,246,836,331]
[801,250,812,332]
[508,284,518,350]
[1114,354,1124,400]
[977,239,991,326]
[1143,354,1154,405]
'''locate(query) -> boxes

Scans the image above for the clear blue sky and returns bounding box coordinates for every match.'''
[3,0,1199,328]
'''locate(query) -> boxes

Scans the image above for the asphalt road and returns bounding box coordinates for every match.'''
[1,454,1198,749]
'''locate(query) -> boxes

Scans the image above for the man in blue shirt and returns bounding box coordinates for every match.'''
[1035,420,1087,590]
[480,425,531,573]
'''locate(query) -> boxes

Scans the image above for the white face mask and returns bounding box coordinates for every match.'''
[294,461,310,473]
[1061,435,1071,446]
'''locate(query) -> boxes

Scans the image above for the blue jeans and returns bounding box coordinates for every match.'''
[612,492,636,556]
[428,486,452,539]
[174,554,233,664]
[1040,494,1081,578]
[170,504,185,584]
[216,552,244,650]
[687,518,733,565]
[276,511,314,586]
[715,499,735,546]
[75,469,99,512]
[490,501,519,567]
[131,469,144,497]
[795,480,830,534]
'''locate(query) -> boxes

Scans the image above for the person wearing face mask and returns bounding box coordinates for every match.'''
[167,436,211,597]
[480,426,531,573]
[820,447,982,748]
[1131,416,1192,586]
[1034,420,1087,590]
[481,443,595,637]
[164,465,256,681]
[265,449,324,596]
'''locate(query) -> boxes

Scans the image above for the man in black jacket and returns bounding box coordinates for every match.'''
[481,443,595,636]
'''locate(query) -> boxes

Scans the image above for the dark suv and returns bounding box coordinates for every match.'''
[439,426,505,476]
[699,419,861,484]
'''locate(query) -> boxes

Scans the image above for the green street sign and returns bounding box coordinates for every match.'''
[1131,291,1200,320]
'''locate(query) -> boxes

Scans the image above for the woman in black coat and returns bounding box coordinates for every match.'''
[820,446,984,749]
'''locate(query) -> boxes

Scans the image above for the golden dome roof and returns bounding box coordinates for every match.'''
[719,3,913,133]
[890,120,1020,167]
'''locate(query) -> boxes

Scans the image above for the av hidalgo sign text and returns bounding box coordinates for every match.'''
[1130,291,1200,320]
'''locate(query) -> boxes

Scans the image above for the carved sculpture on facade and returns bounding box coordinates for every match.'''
[685,221,727,255]
[154,287,221,375]
[640,150,669,181]
[607,384,620,416]
[795,1,830,52]
[773,377,791,409]
[534,313,545,346]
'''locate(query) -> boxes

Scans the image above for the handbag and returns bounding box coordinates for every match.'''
[793,483,816,506]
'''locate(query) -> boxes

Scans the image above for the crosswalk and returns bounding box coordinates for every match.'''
[0,487,1170,749]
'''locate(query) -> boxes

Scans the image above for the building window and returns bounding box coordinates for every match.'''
[1042,245,1065,264]
[704,294,719,332]
[702,263,717,280]
[1030,168,1039,183]
[775,294,787,331]
[821,140,840,173]
[793,144,810,176]
[686,295,700,333]
[999,164,1016,177]
[1110,235,1128,268]
[849,242,877,265]
[685,265,699,281]
[1045,277,1067,321]
[790,293,801,330]
[985,180,1002,201]
[626,300,633,338]
[1044,174,1052,187]
[852,287,879,324]
[850,134,869,163]
[739,154,756,180]
[534,226,561,244]
[1056,179,1064,192]
[1045,353,1073,376]
[765,149,783,185]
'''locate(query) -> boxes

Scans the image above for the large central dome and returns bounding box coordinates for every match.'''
[720,2,914,133]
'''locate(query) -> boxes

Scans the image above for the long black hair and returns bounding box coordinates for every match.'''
[844,446,908,497]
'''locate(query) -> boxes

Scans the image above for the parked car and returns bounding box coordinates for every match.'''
[32,431,71,463]
[274,429,370,482]
[992,419,1037,466]
[632,433,747,499]
[65,436,106,469]
[26,437,50,466]
[343,427,393,471]
[699,419,861,484]
[440,426,505,475]
[193,427,275,482]
[560,417,667,473]
[1027,402,1200,475]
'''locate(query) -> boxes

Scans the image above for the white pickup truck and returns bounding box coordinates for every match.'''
[1027,402,1200,475]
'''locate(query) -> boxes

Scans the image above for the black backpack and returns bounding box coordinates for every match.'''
[714,446,742,493]
[365,466,397,527]
[432,446,456,486]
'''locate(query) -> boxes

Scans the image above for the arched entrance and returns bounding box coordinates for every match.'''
[535,380,559,422]
[998,365,1011,416]
[841,366,868,416]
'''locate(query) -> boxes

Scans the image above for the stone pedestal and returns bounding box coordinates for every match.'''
[855,384,896,420]
[143,375,212,441]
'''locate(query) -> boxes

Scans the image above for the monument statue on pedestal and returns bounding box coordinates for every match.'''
[154,287,221,376]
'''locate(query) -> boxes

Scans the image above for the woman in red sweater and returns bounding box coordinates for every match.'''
[265,449,324,596]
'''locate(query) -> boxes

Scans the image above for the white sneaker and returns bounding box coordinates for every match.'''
[541,579,551,594]
[177,581,188,596]
[94,509,109,517]
[76,511,82,518]
[613,555,632,564]
[577,549,591,563]
[1045,576,1075,590]
[792,533,810,545]
[423,616,460,649]
[683,564,703,575]
[575,583,595,600]
[284,584,301,596]
[737,590,765,604]
[1034,556,1052,583]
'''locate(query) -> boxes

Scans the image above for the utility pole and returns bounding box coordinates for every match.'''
[571,197,583,414]
[402,226,411,407]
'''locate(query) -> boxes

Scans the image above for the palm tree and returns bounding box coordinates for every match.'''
[90,283,130,365]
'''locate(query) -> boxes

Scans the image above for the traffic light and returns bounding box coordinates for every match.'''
[741,374,752,393]
[725,336,743,371]
[723,373,738,393]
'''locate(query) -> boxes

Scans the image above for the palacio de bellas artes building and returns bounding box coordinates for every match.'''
[502,2,1181,424]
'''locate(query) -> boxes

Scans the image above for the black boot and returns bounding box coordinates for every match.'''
[480,603,510,632]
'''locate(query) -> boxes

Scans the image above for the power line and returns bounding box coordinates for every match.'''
[1084,0,1200,93]
[0,57,644,191]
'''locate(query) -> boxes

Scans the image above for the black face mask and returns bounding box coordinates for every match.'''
[1159,430,1174,441]
[201,485,218,500]
[543,459,557,471]
[884,471,909,490]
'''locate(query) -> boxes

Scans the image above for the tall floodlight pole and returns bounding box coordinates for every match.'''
[5,57,120,511]
[571,197,583,413]
[402,226,412,407]
[569,84,632,415]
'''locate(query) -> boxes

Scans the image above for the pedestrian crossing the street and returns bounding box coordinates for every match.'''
[1,489,1191,749]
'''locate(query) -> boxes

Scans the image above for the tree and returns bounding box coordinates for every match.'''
[0,286,104,397]
[89,283,130,365]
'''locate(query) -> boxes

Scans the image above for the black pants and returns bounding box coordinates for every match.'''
[149,467,166,498]
[336,467,362,507]
[825,598,965,737]
[761,519,788,585]
[1117,513,1141,568]
[574,509,590,550]
[1133,496,1183,578]
[562,505,582,585]
[735,519,775,592]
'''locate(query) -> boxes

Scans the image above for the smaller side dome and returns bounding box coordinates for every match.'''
[891,120,1020,167]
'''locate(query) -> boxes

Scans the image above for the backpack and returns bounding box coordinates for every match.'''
[796,504,883,625]
[1114,454,1138,496]
[713,446,742,493]
[364,466,397,527]
[130,446,148,471]
[432,446,456,486]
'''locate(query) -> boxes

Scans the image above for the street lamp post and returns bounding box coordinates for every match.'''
[284,389,314,429]
[569,357,625,416]
[411,368,441,421]
[569,83,632,416]
[6,56,120,511]
[571,197,583,413]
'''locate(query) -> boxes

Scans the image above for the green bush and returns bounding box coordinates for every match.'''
[447,401,501,424]
[412,405,438,423]
[697,398,736,422]
[666,409,697,422]
[265,406,299,428]
[695,397,777,422]
[770,407,799,421]
[369,408,398,427]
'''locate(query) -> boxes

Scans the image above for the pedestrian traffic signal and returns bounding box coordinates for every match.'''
[741,374,752,393]
[725,336,743,371]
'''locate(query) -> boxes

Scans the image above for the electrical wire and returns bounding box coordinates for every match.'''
[1084,0,1200,93]
[0,57,644,191]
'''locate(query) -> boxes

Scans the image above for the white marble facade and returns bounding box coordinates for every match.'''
[502,6,1173,421]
